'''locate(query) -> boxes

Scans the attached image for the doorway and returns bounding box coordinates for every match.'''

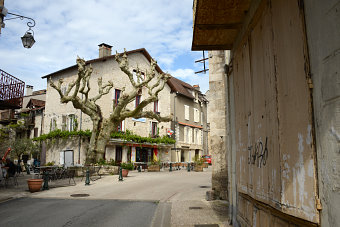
[115,146,122,164]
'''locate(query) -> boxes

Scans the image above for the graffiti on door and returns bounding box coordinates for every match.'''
[247,137,269,168]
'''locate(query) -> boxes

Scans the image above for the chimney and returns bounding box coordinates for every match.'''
[26,85,33,96]
[193,85,200,91]
[98,43,112,58]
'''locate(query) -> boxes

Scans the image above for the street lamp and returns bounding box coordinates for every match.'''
[21,29,35,48]
[2,9,36,48]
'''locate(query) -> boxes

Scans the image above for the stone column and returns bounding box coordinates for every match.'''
[208,50,229,200]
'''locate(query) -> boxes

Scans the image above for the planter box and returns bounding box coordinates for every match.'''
[100,165,119,175]
[148,165,160,172]
[203,163,209,168]
[194,165,204,172]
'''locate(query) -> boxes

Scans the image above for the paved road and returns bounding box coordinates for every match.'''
[0,167,230,226]
[0,197,157,227]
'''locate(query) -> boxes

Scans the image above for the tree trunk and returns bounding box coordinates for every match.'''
[87,118,117,163]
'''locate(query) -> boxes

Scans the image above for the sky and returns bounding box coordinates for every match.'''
[0,0,209,94]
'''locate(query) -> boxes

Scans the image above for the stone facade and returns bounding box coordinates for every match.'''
[168,78,208,163]
[42,46,208,166]
[207,50,229,200]
[43,48,172,165]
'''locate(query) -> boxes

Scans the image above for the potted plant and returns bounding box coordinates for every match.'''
[194,157,205,172]
[148,159,161,172]
[27,178,43,193]
[120,162,134,177]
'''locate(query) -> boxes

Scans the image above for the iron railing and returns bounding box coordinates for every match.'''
[0,69,25,109]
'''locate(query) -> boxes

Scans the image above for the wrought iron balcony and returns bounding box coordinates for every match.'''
[0,69,25,109]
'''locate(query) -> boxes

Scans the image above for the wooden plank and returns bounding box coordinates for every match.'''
[271,0,318,223]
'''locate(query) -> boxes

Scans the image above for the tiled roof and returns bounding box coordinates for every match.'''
[167,77,195,99]
[26,99,45,108]
[42,48,164,78]
[42,47,197,100]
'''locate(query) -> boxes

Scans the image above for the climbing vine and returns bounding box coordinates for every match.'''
[33,129,175,145]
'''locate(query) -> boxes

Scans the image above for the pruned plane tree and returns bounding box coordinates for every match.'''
[50,50,172,162]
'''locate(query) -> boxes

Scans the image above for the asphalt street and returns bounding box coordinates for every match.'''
[0,197,157,227]
[0,167,230,226]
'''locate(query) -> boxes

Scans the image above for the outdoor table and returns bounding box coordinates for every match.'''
[134,162,147,171]
[36,166,59,178]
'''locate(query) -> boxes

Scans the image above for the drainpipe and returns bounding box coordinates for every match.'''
[78,94,83,164]
[173,93,177,162]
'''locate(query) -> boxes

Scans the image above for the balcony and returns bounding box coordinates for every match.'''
[192,0,251,51]
[0,109,15,123]
[0,69,25,110]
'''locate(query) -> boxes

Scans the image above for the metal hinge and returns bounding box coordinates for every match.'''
[308,78,313,89]
[316,197,322,210]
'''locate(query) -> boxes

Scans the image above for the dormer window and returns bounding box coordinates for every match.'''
[133,69,145,82]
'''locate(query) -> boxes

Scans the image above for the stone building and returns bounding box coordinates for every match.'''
[168,77,208,162]
[42,44,208,166]
[16,86,46,139]
[192,0,340,226]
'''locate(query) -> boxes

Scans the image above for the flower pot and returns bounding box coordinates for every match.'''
[27,179,43,193]
[122,169,129,177]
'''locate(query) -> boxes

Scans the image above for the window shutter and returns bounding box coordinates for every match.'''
[185,105,189,120]
[194,108,199,122]
[62,115,67,131]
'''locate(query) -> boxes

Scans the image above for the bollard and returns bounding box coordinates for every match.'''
[42,171,49,190]
[85,169,90,186]
[26,164,30,175]
[118,167,123,181]
[169,163,172,172]
[187,162,190,172]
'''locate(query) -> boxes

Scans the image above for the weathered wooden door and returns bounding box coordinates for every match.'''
[233,0,318,224]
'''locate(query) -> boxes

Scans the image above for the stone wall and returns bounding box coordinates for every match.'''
[304,1,340,226]
[208,50,229,200]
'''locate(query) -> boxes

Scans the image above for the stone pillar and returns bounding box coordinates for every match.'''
[208,50,229,200]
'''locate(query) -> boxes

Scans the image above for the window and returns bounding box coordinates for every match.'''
[201,112,203,126]
[185,127,191,143]
[133,69,145,83]
[117,120,125,132]
[68,114,76,131]
[50,117,57,132]
[62,114,76,131]
[184,105,189,120]
[194,108,199,122]
[136,95,141,107]
[34,128,38,137]
[114,89,121,106]
[151,122,158,137]
[154,100,159,113]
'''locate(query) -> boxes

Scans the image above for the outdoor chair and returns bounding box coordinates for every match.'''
[5,174,18,187]
[66,169,76,185]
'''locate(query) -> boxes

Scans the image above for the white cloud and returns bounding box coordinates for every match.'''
[0,0,204,91]
[170,68,209,94]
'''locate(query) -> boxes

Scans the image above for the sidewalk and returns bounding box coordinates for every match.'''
[0,167,231,226]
